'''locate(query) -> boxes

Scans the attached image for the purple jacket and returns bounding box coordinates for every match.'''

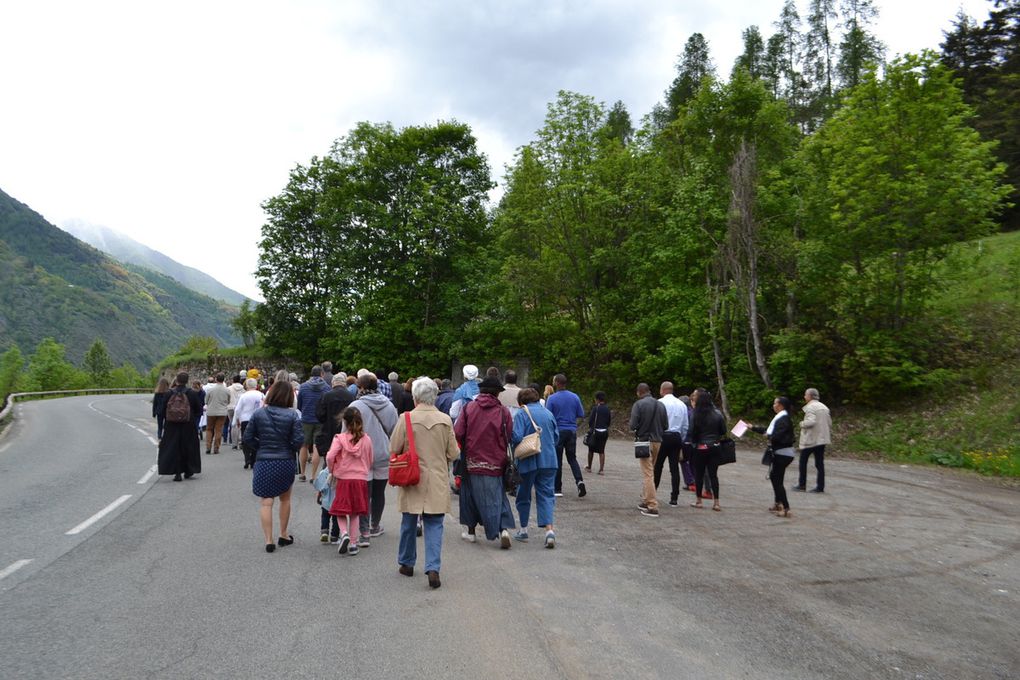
[454,393,512,477]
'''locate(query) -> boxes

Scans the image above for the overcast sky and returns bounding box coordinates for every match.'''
[0,0,994,301]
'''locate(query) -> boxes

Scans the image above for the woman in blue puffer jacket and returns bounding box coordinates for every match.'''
[244,378,304,552]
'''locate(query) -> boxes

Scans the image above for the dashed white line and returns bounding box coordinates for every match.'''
[66,495,132,535]
[137,465,158,485]
[0,559,33,580]
[147,436,159,446]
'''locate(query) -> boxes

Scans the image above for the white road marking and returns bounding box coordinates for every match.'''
[147,436,159,446]
[0,559,33,580]
[66,495,132,535]
[137,465,158,485]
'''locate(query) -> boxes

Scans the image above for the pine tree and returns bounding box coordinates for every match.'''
[664,33,715,121]
[805,0,838,124]
[837,0,883,89]
[733,26,766,79]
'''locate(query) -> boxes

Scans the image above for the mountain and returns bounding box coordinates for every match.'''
[61,219,251,306]
[0,188,241,370]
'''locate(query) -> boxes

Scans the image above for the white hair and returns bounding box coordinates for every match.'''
[805,387,820,400]
[245,378,257,389]
[357,368,370,378]
[411,376,439,405]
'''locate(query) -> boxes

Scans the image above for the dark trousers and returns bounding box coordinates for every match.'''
[240,421,256,467]
[654,432,683,502]
[359,479,388,535]
[771,454,793,509]
[798,445,826,491]
[156,414,165,441]
[554,430,584,493]
[320,508,339,538]
[693,447,719,499]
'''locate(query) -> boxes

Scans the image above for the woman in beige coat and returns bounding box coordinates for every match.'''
[389,376,460,589]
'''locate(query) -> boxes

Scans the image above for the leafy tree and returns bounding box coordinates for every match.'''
[0,345,25,403]
[664,33,715,121]
[837,0,883,89]
[81,339,113,387]
[26,338,84,392]
[733,26,766,79]
[605,100,634,145]
[802,52,1011,400]
[176,336,219,356]
[108,362,146,388]
[230,300,258,349]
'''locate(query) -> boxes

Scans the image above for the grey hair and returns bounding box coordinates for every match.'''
[806,387,820,400]
[411,376,438,405]
[244,378,258,389]
[388,371,399,382]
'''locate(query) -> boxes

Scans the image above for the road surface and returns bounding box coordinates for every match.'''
[0,395,1016,679]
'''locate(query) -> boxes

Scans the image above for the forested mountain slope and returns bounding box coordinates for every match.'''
[61,220,250,306]
[0,188,240,369]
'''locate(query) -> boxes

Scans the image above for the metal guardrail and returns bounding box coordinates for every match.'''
[0,388,152,423]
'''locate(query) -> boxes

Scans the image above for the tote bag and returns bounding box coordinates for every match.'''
[388,412,421,486]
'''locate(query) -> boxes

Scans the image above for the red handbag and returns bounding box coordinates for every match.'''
[388,411,421,486]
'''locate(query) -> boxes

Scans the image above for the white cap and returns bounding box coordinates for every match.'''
[463,364,479,380]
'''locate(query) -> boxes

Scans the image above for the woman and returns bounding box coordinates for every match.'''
[454,376,516,549]
[750,396,796,518]
[156,372,203,481]
[542,384,554,406]
[243,379,303,552]
[510,388,559,548]
[687,390,726,511]
[389,377,460,588]
[152,377,170,441]
[585,391,611,475]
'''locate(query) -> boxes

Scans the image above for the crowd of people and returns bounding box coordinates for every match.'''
[152,362,832,588]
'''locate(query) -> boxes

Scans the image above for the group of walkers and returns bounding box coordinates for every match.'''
[152,361,831,588]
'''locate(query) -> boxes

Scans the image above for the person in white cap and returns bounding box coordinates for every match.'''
[449,364,479,423]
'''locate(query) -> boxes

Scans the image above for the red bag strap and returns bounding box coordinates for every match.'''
[404,411,417,456]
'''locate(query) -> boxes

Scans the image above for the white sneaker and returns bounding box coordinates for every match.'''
[544,531,556,549]
[554,492,564,497]
[461,528,476,543]
[499,529,511,549]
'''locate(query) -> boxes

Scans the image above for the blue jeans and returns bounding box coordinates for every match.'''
[554,430,584,493]
[516,468,556,528]
[320,508,339,538]
[398,512,444,573]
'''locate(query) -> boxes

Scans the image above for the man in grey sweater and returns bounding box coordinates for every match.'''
[630,383,668,517]
[345,373,398,546]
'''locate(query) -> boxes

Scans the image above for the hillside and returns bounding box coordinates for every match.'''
[0,188,241,370]
[61,219,251,306]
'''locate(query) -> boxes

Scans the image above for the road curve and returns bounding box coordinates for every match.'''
[0,395,1016,679]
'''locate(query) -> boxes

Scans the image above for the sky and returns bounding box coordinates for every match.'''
[0,0,995,301]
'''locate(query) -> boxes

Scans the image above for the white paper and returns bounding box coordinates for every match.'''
[731,419,749,438]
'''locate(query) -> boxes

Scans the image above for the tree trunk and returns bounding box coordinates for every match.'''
[706,269,731,421]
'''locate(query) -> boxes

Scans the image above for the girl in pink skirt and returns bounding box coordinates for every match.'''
[326,407,373,555]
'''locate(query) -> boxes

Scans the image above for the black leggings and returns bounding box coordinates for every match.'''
[693,448,719,499]
[771,455,793,509]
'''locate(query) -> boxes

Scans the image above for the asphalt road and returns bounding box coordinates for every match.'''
[0,395,1016,679]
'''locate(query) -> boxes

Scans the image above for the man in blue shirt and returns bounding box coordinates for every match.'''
[656,382,689,506]
[545,373,587,498]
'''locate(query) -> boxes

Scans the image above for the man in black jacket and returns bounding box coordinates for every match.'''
[630,383,668,517]
[315,374,355,459]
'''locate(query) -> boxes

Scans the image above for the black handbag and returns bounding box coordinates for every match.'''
[761,447,774,466]
[634,441,651,458]
[502,420,521,494]
[715,438,737,465]
[582,430,592,447]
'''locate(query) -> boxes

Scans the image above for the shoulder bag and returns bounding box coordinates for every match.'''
[761,446,774,466]
[388,411,421,487]
[715,437,737,465]
[501,416,521,494]
[513,406,542,460]
[634,441,651,458]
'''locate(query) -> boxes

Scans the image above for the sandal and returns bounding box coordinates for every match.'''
[690,501,703,508]
[712,502,722,512]
[779,509,792,518]
[768,504,782,513]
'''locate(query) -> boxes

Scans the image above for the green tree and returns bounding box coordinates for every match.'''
[230,300,258,349]
[664,33,715,121]
[0,345,25,403]
[802,52,1011,400]
[605,100,634,145]
[109,362,146,388]
[81,339,113,387]
[26,338,84,392]
[837,0,883,89]
[804,0,838,124]
[733,26,766,79]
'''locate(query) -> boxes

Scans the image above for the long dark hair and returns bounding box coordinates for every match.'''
[342,407,364,444]
[691,390,716,432]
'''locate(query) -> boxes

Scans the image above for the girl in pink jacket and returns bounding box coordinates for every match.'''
[326,408,373,555]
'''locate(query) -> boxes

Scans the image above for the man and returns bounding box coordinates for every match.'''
[498,370,522,419]
[314,373,355,477]
[435,379,455,415]
[321,361,334,386]
[296,365,329,481]
[347,373,398,544]
[375,371,393,399]
[630,382,668,517]
[796,387,832,493]
[545,374,586,498]
[655,382,688,507]
[388,371,408,413]
[203,373,231,455]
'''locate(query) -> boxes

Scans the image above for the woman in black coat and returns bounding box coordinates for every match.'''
[156,372,204,481]
[750,396,795,518]
[687,391,726,511]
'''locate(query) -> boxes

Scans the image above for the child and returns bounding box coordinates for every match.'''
[313,468,339,543]
[325,407,373,556]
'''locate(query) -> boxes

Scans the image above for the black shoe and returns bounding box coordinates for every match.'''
[792,485,806,492]
[398,565,414,577]
[265,544,275,553]
[173,473,182,482]
[577,481,587,498]
[808,488,824,493]
[205,449,211,455]
[427,571,441,589]
[277,535,294,547]
[184,472,194,479]
[668,499,679,507]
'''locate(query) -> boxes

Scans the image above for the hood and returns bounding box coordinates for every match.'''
[474,393,503,410]
[358,392,391,410]
[338,433,367,456]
